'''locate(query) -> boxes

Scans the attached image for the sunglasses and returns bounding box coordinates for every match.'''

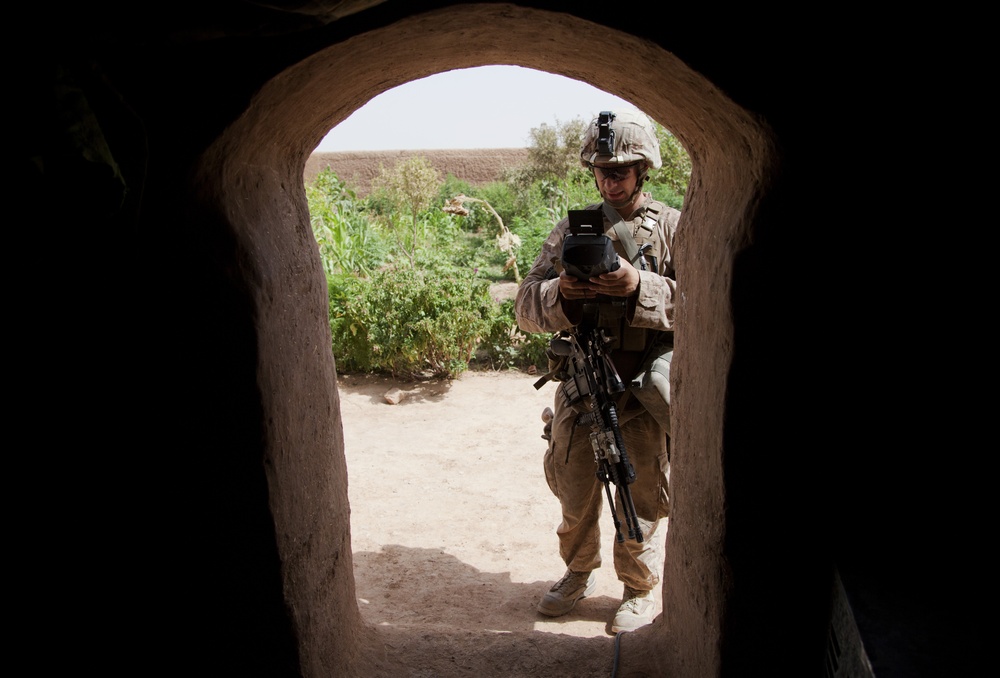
[591,163,640,182]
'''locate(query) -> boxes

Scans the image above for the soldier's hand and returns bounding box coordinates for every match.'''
[590,257,640,297]
[558,271,597,300]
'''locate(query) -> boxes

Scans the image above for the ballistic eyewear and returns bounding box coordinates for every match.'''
[591,162,640,182]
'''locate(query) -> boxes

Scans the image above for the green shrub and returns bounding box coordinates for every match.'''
[476,299,551,372]
[329,265,497,380]
[647,184,686,211]
[413,208,467,269]
[437,175,478,228]
[508,214,552,282]
[648,121,691,201]
[307,168,388,276]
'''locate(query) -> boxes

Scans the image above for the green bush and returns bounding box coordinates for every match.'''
[475,299,551,372]
[412,208,467,269]
[329,265,498,380]
[648,120,691,200]
[507,214,551,282]
[307,168,388,276]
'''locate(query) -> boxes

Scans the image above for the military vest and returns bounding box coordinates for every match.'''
[584,199,670,353]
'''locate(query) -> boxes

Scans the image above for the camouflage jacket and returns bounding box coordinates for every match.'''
[514,193,680,382]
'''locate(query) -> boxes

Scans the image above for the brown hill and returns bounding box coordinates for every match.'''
[305,148,529,195]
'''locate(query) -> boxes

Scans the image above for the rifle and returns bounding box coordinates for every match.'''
[535,324,644,544]
[530,207,650,543]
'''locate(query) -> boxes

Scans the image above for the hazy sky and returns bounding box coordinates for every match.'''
[314,65,637,152]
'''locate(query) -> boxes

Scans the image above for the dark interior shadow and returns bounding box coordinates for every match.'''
[354,545,620,631]
[368,623,621,677]
[353,545,625,676]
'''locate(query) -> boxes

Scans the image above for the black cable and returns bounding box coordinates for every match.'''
[611,631,626,677]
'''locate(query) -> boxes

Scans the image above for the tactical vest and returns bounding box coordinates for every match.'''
[584,199,670,353]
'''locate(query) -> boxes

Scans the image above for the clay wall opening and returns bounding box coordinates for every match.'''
[322,69,684,650]
[209,5,775,674]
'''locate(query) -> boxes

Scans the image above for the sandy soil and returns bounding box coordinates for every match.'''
[339,367,663,677]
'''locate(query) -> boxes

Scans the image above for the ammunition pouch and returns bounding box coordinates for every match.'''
[535,332,597,416]
[629,344,673,436]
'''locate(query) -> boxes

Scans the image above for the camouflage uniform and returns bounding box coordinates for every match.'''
[514,192,679,592]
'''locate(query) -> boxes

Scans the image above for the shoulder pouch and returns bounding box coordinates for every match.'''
[628,343,672,436]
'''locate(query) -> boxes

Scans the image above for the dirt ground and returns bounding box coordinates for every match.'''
[339,366,664,677]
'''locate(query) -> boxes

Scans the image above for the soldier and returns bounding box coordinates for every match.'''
[514,109,679,633]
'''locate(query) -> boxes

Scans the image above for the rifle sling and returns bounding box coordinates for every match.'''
[601,202,642,266]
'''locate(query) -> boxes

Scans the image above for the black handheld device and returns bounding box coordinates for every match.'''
[562,210,620,280]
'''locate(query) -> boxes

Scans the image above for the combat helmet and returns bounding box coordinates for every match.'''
[580,109,662,171]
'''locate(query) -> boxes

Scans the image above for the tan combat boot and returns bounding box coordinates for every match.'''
[537,569,597,617]
[611,585,655,633]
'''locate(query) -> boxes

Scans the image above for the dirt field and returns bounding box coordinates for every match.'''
[305,148,530,195]
[339,365,665,677]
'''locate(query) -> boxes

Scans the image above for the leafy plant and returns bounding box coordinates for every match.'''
[307,168,387,276]
[648,120,691,202]
[329,265,497,380]
[525,117,588,182]
[368,156,443,266]
[476,299,551,372]
[444,194,522,283]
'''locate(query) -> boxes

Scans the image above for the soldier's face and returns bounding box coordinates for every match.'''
[593,163,638,205]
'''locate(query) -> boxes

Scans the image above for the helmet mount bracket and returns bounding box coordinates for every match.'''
[597,111,616,156]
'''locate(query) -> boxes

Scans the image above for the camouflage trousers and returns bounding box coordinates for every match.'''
[543,397,670,592]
